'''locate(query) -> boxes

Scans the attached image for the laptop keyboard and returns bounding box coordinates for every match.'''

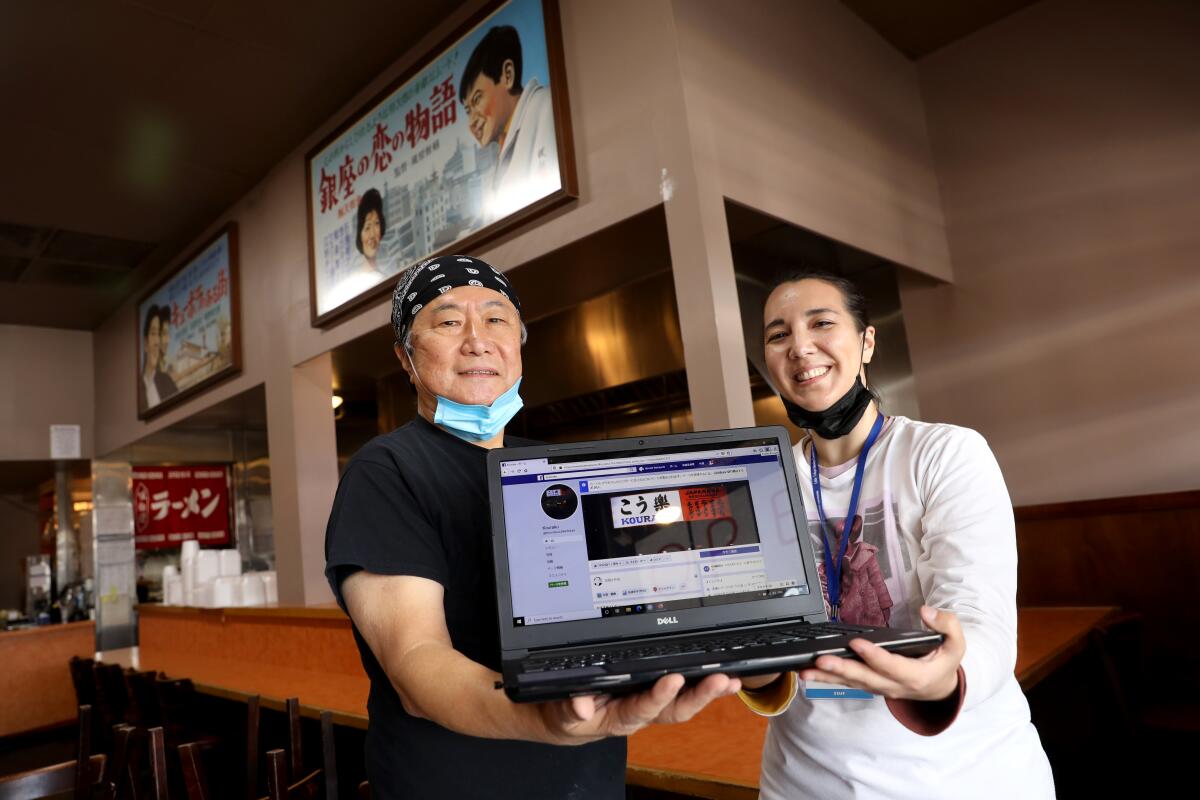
[523,623,875,673]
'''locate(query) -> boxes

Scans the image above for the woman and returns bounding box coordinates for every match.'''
[324,188,389,313]
[740,271,1054,798]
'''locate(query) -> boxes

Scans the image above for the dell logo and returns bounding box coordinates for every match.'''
[657,616,679,625]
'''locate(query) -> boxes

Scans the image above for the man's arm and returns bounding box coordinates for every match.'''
[342,570,741,745]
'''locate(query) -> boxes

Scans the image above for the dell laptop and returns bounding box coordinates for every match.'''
[487,426,943,702]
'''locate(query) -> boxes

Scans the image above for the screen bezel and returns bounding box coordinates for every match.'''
[487,425,826,653]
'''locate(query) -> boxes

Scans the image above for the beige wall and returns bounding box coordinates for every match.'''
[90,0,742,602]
[0,493,40,609]
[0,325,94,460]
[907,0,1200,505]
[672,0,952,281]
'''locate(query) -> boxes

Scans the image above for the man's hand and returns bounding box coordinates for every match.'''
[798,606,965,701]
[538,672,741,744]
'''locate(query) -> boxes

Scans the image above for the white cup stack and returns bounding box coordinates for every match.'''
[161,565,181,605]
[164,575,183,605]
[180,540,200,606]
[212,575,243,607]
[259,571,278,604]
[218,549,242,578]
[240,573,266,606]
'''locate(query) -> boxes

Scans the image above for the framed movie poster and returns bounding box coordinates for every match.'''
[305,0,577,326]
[135,223,241,419]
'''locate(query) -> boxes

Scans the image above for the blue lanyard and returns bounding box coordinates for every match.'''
[809,412,885,622]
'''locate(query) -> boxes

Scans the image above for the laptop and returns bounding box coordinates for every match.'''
[487,425,944,702]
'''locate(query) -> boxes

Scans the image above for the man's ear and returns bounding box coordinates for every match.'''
[394,341,413,378]
[501,58,516,91]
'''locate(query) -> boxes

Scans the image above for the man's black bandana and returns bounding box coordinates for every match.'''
[391,254,521,343]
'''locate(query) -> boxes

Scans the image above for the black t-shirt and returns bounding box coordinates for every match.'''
[324,416,625,800]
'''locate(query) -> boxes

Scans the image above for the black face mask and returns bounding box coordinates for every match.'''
[782,376,875,439]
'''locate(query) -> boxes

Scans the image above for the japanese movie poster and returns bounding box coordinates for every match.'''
[136,225,240,418]
[306,0,573,323]
[131,465,232,549]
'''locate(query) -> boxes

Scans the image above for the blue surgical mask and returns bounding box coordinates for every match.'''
[432,377,524,442]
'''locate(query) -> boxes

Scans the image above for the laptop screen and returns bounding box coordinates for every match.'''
[497,436,812,628]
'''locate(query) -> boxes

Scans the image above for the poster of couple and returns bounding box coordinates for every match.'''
[135,224,241,419]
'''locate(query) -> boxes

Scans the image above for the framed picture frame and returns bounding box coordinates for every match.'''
[135,223,242,420]
[304,0,577,327]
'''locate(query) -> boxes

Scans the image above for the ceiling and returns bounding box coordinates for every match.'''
[0,0,463,330]
[841,0,1039,59]
[0,1,1040,332]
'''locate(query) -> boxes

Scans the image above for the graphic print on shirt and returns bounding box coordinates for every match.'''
[807,496,906,627]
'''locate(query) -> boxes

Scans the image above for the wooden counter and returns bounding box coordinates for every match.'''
[0,621,95,738]
[136,604,370,728]
[138,604,1118,797]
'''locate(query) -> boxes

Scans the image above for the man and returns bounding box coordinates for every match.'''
[459,26,559,220]
[140,305,161,409]
[155,305,179,400]
[324,255,739,799]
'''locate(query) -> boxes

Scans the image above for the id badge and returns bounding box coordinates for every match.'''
[803,679,875,700]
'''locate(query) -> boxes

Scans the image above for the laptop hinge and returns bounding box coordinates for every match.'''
[529,616,808,652]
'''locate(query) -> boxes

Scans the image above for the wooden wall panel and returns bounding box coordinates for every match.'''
[1015,490,1200,692]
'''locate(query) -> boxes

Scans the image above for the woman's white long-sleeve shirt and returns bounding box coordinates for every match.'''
[758,416,1055,799]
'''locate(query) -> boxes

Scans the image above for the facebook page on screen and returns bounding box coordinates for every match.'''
[498,439,811,627]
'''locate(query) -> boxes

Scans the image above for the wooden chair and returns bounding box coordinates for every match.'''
[69,657,97,710]
[97,723,136,800]
[124,670,163,730]
[285,703,337,799]
[263,750,321,800]
[245,694,261,800]
[147,728,169,800]
[154,677,199,747]
[0,754,106,800]
[0,704,106,800]
[93,663,131,734]
[318,713,337,800]
[178,741,210,800]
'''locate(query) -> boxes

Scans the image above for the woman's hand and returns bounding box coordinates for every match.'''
[799,606,965,701]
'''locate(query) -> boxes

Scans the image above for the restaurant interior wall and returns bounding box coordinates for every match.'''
[0,324,94,461]
[671,0,953,283]
[907,0,1200,505]
[90,0,750,602]
[0,493,39,609]
[86,0,963,603]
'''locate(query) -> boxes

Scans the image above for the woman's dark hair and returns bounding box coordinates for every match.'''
[157,305,171,327]
[772,269,882,407]
[143,304,160,339]
[356,188,386,254]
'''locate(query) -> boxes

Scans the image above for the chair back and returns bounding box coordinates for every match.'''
[124,670,163,729]
[0,754,105,800]
[263,750,321,800]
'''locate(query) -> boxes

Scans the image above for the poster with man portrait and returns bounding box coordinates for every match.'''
[304,0,576,326]
[135,223,242,419]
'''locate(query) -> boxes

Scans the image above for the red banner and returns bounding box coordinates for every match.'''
[679,486,731,521]
[132,465,231,550]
